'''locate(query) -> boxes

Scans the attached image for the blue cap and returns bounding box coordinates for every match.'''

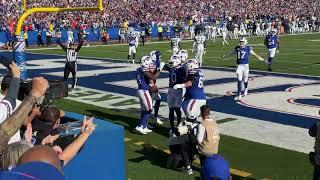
[201,154,230,180]
[0,162,65,180]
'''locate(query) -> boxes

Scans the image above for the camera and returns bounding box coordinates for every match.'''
[176,121,200,136]
[18,80,68,108]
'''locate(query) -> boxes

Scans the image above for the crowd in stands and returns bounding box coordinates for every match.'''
[1,0,320,34]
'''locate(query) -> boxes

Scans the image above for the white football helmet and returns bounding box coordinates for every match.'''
[239,37,248,47]
[178,50,188,63]
[270,28,277,35]
[186,59,199,70]
[150,51,157,61]
[140,56,151,68]
[169,55,182,68]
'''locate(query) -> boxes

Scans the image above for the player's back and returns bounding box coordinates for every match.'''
[171,38,180,47]
[186,69,205,100]
[235,45,252,64]
[136,67,149,90]
[195,35,206,44]
[128,35,136,46]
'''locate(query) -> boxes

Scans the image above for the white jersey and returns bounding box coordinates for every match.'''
[171,38,181,48]
[67,30,74,42]
[195,35,206,49]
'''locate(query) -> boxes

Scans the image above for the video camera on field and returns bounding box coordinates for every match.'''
[176,121,200,136]
[309,116,320,180]
[18,80,68,109]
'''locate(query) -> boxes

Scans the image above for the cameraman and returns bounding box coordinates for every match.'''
[197,105,220,161]
[0,62,21,144]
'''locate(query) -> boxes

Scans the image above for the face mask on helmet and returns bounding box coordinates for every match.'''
[239,38,247,47]
[186,59,199,70]
[169,55,182,68]
[178,50,188,63]
[141,56,151,68]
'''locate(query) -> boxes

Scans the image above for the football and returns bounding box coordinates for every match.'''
[150,85,158,93]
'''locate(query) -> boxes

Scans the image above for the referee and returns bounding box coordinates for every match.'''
[58,36,83,89]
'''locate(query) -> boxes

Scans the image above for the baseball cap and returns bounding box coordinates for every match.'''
[201,154,230,180]
[0,162,65,180]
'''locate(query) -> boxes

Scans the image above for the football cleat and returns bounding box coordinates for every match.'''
[156,117,163,125]
[144,127,153,133]
[135,126,147,135]
[234,95,242,101]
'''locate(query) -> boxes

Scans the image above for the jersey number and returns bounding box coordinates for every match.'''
[198,74,204,88]
[171,73,177,83]
[268,40,275,45]
[237,51,246,59]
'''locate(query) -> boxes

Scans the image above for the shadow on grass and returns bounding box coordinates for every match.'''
[86,109,171,138]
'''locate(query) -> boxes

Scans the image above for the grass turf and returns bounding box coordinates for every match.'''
[54,99,313,180]
[31,33,320,76]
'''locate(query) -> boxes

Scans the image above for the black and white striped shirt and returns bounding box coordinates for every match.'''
[66,49,78,62]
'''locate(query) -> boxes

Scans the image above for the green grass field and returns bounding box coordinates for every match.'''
[32,33,320,76]
[34,33,320,179]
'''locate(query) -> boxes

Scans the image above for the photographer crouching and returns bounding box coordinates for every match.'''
[173,105,230,179]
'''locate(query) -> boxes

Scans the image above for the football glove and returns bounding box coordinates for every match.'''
[173,84,186,89]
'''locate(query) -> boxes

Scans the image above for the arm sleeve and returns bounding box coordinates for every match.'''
[59,42,67,51]
[3,77,20,109]
[197,124,205,144]
[76,40,83,52]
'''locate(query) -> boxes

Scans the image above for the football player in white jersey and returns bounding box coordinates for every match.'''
[192,32,206,67]
[222,26,229,46]
[67,29,74,44]
[128,31,137,63]
[171,35,181,54]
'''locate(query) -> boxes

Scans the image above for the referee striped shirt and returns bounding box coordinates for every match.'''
[66,49,78,62]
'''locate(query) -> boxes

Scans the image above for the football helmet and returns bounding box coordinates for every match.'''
[169,55,182,68]
[239,37,248,47]
[140,56,151,68]
[178,49,188,63]
[186,59,199,70]
[149,51,157,61]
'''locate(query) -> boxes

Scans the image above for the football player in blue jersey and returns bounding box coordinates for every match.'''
[135,56,160,135]
[128,31,137,64]
[264,29,279,71]
[223,37,266,101]
[174,59,206,122]
[162,55,186,133]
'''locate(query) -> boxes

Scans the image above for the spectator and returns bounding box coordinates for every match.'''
[0,77,49,153]
[37,31,44,47]
[0,63,21,144]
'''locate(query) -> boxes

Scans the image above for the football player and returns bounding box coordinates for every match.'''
[162,55,185,133]
[149,51,164,125]
[178,49,189,64]
[223,37,265,101]
[58,36,83,89]
[174,59,206,122]
[135,56,160,135]
[67,28,74,44]
[264,29,279,71]
[171,35,181,54]
[192,32,206,67]
[128,31,137,64]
